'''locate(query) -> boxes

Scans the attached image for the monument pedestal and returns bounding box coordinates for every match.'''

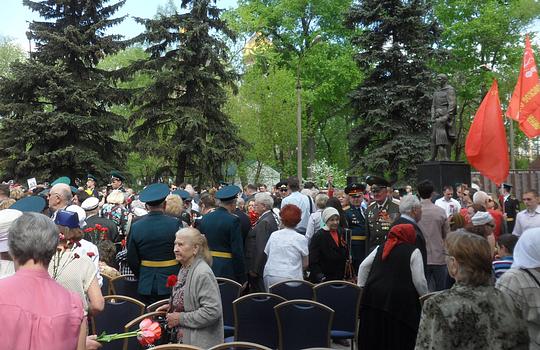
[417,161,471,193]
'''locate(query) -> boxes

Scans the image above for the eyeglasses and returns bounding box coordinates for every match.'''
[280,189,288,192]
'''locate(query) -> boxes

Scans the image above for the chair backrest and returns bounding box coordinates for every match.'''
[146,299,169,313]
[313,280,362,333]
[216,277,242,328]
[110,274,140,300]
[91,295,145,350]
[208,341,272,350]
[269,279,314,300]
[101,274,112,297]
[274,299,334,350]
[233,293,286,348]
[151,345,202,350]
[420,291,441,306]
[123,311,166,350]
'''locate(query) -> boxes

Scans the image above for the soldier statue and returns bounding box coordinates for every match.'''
[430,74,457,161]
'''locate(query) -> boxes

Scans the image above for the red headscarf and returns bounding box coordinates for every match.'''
[382,223,416,260]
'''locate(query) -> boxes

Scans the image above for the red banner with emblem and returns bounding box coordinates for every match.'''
[506,35,540,138]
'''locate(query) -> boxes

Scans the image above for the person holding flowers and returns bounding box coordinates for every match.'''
[157,227,223,348]
[0,212,86,349]
[49,209,104,316]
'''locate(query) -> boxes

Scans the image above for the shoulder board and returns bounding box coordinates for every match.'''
[368,201,377,208]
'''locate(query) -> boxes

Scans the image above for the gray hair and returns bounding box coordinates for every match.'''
[52,183,73,203]
[8,212,59,266]
[255,192,274,210]
[399,194,421,215]
[315,193,329,209]
[473,191,489,206]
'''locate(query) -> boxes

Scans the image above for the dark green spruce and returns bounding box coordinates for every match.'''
[128,0,245,184]
[346,0,439,183]
[0,0,128,183]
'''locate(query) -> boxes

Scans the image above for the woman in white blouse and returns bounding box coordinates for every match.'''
[263,204,309,290]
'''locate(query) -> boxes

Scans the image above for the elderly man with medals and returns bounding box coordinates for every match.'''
[365,176,400,255]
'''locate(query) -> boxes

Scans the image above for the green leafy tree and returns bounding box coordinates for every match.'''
[0,37,26,78]
[346,0,439,182]
[230,0,360,178]
[128,0,245,184]
[432,0,540,163]
[0,0,127,183]
[225,65,298,178]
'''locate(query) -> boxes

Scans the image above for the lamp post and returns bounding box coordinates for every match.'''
[296,35,321,185]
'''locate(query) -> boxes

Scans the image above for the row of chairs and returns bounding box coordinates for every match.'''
[101,274,139,299]
[218,278,361,350]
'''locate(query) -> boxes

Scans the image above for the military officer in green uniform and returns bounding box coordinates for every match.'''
[344,183,368,270]
[365,176,400,254]
[198,185,246,283]
[127,183,181,304]
[110,170,126,192]
[84,173,100,198]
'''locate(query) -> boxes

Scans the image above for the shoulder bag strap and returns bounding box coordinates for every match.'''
[521,268,540,287]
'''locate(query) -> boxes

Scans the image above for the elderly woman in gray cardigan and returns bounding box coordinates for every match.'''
[158,227,223,348]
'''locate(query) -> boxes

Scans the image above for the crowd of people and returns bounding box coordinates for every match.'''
[0,171,538,349]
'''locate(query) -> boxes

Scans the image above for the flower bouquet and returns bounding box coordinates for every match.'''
[83,223,109,244]
[96,318,162,346]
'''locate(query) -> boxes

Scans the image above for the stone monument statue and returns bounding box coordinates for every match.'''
[430,74,457,161]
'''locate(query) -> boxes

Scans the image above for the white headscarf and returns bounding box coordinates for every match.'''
[512,228,540,269]
[321,207,339,231]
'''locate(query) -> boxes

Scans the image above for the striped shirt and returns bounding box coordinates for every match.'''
[493,256,513,279]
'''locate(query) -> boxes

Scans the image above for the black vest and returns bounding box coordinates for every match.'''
[361,243,421,330]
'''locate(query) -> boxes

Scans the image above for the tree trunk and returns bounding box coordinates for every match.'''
[175,152,187,184]
[254,160,262,184]
[306,105,316,179]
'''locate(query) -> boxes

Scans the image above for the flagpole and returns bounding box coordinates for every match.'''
[510,119,516,169]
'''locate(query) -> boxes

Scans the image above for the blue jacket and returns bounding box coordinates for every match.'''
[199,207,246,283]
[127,211,181,296]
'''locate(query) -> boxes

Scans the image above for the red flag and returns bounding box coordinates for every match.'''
[506,35,540,137]
[466,80,509,186]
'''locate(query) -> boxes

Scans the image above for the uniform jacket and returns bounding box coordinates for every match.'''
[365,198,400,254]
[127,211,181,295]
[198,207,246,283]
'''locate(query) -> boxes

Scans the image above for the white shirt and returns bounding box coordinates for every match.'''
[74,239,102,286]
[306,209,323,244]
[281,191,313,234]
[512,207,540,236]
[263,228,309,279]
[434,197,461,217]
[357,246,428,296]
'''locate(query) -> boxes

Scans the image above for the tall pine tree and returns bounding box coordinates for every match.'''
[128,0,245,184]
[0,0,127,182]
[346,0,439,182]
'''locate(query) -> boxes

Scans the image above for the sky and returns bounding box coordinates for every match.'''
[0,0,238,50]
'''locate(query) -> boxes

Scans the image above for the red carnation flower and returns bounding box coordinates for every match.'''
[166,274,178,288]
[73,253,80,259]
[87,252,95,258]
[95,224,102,230]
